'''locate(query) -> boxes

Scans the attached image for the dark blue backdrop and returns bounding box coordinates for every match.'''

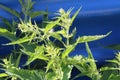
[0,0,120,66]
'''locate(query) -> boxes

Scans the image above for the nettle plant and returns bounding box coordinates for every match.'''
[0,0,120,80]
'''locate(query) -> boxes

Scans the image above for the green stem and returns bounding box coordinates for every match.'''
[66,28,69,46]
[24,13,28,22]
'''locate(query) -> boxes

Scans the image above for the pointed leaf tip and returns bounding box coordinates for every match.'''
[77,31,111,43]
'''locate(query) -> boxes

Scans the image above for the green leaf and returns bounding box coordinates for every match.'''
[5,36,31,45]
[9,53,13,64]
[0,73,8,78]
[22,46,48,65]
[77,31,111,43]
[85,42,101,80]
[45,72,56,80]
[0,16,12,32]
[108,74,120,80]
[105,44,120,50]
[29,11,48,18]
[100,67,120,72]
[62,44,76,59]
[19,0,24,8]
[0,28,17,41]
[45,19,60,33]
[21,42,36,52]
[85,42,94,59]
[21,49,32,56]
[71,72,88,80]
[106,60,119,65]
[56,29,66,36]
[26,0,35,11]
[0,4,20,18]
[5,67,45,80]
[12,20,18,32]
[51,33,62,41]
[62,64,73,80]
[24,56,37,66]
[85,42,97,71]
[46,60,54,72]
[69,27,76,44]
[25,54,48,66]
[15,53,22,67]
[0,16,11,27]
[71,7,81,24]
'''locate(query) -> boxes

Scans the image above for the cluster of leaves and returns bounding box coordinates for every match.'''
[0,0,120,80]
[100,52,120,80]
[0,0,48,32]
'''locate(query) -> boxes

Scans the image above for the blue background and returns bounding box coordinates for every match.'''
[0,1,120,79]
